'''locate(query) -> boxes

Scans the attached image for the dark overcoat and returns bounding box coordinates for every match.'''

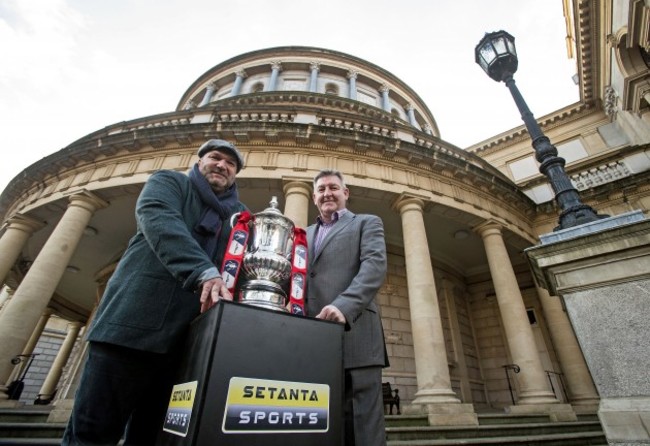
[87,170,245,353]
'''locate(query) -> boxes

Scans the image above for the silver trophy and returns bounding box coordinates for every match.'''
[237,197,295,312]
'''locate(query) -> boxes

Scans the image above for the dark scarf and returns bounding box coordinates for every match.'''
[188,163,240,259]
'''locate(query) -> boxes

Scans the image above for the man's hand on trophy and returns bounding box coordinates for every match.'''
[200,277,233,313]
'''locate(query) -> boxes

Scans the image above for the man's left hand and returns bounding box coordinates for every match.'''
[315,305,346,323]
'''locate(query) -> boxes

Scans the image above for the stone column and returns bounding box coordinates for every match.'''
[347,70,358,100]
[0,191,108,398]
[5,308,53,386]
[282,181,312,229]
[394,196,477,425]
[265,61,282,92]
[0,214,46,285]
[379,84,390,111]
[232,69,247,96]
[475,222,576,420]
[405,103,417,126]
[309,63,320,93]
[198,82,217,106]
[35,321,83,404]
[535,286,600,411]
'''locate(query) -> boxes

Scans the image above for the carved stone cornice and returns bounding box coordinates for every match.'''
[467,102,596,155]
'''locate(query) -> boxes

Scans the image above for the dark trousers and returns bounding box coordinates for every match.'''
[62,342,179,446]
[344,366,387,446]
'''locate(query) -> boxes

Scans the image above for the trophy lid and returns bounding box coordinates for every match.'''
[254,196,294,226]
[262,196,282,215]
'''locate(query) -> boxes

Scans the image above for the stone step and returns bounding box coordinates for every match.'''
[477,413,553,425]
[0,423,66,439]
[0,408,607,446]
[388,420,603,441]
[386,414,430,427]
[387,431,607,446]
[0,410,51,424]
[0,439,62,446]
[387,412,601,428]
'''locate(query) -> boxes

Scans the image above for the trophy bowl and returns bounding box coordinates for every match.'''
[242,251,292,284]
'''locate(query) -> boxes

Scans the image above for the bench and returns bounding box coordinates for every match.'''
[382,382,401,415]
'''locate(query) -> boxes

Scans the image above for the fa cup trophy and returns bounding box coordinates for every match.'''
[223,197,307,314]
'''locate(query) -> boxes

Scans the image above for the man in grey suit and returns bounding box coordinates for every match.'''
[62,139,247,445]
[307,169,388,446]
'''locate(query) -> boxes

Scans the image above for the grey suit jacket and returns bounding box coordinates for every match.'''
[306,211,388,369]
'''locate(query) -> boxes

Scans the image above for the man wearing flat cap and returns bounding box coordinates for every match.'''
[63,139,248,445]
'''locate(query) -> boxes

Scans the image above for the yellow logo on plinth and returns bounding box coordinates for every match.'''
[222,377,330,434]
[163,381,198,437]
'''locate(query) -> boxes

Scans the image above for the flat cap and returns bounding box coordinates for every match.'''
[197,139,244,172]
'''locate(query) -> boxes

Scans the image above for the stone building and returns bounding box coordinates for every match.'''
[0,0,648,427]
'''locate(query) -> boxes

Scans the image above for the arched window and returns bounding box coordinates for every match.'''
[390,108,400,118]
[251,82,264,93]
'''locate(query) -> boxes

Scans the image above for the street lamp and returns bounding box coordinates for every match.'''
[475,30,605,231]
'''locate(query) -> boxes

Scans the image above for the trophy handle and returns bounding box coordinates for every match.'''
[230,212,258,253]
[229,212,241,228]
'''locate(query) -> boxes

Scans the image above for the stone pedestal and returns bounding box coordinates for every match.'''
[526,211,650,445]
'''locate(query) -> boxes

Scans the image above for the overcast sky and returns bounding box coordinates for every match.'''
[0,0,580,194]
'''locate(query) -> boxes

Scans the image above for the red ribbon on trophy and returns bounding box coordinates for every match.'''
[220,211,253,295]
[289,227,308,316]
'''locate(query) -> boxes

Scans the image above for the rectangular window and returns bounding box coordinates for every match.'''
[357,88,378,106]
[283,78,307,91]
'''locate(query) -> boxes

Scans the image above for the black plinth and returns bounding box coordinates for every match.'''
[157,300,344,446]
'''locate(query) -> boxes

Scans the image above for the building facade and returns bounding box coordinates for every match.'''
[0,0,648,423]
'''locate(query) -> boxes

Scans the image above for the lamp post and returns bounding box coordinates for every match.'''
[475,30,605,231]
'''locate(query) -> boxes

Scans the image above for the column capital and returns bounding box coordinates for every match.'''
[67,321,83,330]
[42,307,54,317]
[270,61,283,71]
[235,69,248,78]
[282,180,312,197]
[1,213,46,234]
[392,193,429,214]
[346,70,358,80]
[405,103,414,111]
[205,82,217,92]
[309,62,321,72]
[473,220,504,237]
[379,84,390,93]
[66,190,109,213]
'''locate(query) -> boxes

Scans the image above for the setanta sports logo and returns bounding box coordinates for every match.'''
[222,377,330,434]
[162,381,198,437]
